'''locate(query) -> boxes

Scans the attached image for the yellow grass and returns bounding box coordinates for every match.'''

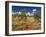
[12,16,41,31]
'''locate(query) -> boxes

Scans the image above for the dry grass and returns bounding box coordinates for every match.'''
[12,16,41,31]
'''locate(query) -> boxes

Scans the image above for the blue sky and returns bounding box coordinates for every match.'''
[12,6,41,13]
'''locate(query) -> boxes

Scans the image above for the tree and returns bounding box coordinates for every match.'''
[33,12,41,23]
[20,9,27,21]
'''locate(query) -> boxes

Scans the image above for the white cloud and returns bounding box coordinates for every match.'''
[19,12,21,14]
[12,12,16,15]
[12,12,19,15]
[26,12,33,16]
[26,12,30,15]
[33,9,37,12]
[28,12,31,15]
